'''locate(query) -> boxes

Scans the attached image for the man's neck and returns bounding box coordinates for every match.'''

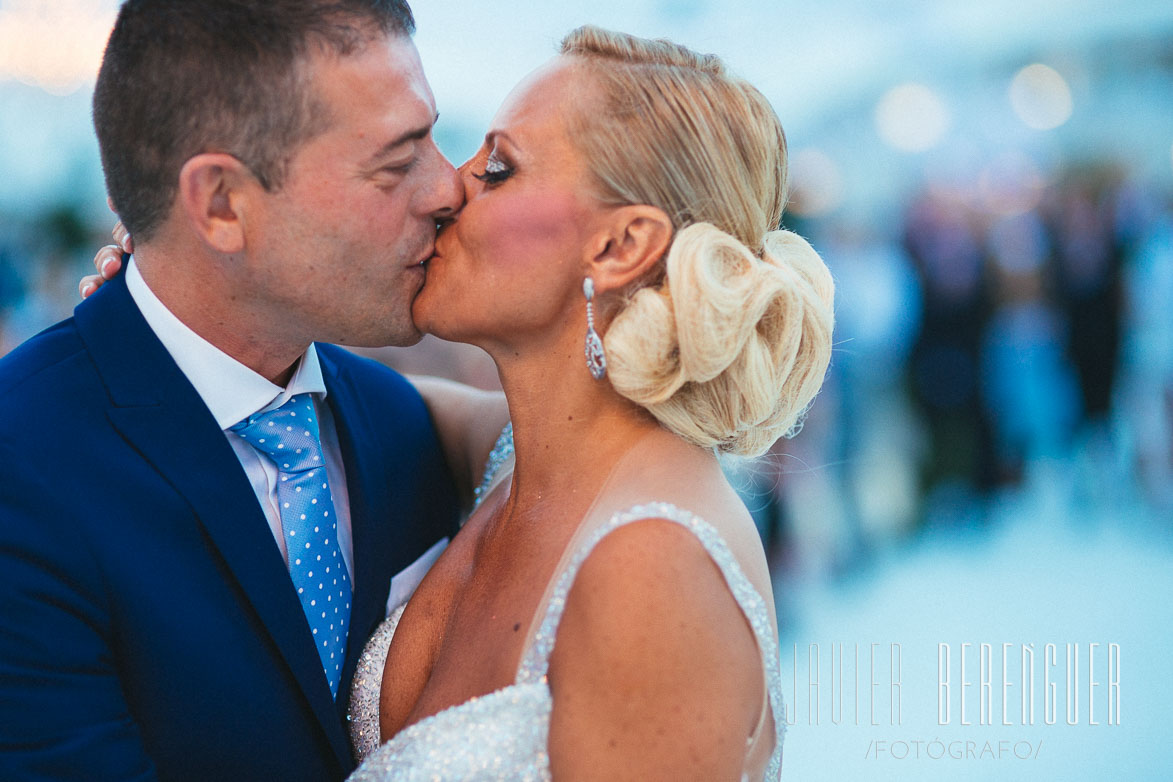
[133,250,305,386]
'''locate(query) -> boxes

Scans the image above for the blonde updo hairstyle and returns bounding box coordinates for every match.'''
[561,26,835,457]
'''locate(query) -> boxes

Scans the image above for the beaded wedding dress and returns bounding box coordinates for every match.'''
[347,427,786,781]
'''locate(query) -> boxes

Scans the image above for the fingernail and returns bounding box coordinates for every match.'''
[81,282,96,298]
[101,257,117,277]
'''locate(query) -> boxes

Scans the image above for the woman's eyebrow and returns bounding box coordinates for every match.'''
[483,130,518,149]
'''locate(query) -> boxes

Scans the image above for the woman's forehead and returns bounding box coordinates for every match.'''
[488,57,593,140]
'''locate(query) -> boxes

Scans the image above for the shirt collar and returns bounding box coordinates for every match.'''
[125,257,327,430]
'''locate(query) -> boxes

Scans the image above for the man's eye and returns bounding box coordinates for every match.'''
[382,159,415,176]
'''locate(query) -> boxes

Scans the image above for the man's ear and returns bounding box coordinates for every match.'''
[586,205,673,294]
[176,153,257,254]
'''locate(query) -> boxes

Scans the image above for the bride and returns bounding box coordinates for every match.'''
[89,26,832,781]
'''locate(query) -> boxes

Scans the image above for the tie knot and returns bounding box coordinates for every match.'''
[231,393,325,474]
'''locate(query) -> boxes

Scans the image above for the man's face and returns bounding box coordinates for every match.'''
[247,33,460,348]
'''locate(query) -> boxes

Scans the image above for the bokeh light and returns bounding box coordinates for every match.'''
[874,83,951,152]
[0,0,115,96]
[1009,63,1074,130]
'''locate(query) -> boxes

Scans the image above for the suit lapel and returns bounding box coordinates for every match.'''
[74,276,353,768]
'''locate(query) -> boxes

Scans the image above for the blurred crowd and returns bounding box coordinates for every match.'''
[0,204,94,357]
[746,162,1173,578]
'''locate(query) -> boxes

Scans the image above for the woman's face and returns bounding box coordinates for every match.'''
[412,57,610,352]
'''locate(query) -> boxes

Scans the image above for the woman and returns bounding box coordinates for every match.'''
[87,26,833,781]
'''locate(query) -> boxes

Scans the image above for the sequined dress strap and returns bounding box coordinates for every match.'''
[514,501,785,780]
[472,423,514,508]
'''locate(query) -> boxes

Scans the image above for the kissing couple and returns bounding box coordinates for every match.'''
[0,1,833,780]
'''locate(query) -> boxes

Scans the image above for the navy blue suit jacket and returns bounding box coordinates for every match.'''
[0,271,459,781]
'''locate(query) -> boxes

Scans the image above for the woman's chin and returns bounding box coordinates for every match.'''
[411,285,458,342]
[409,290,437,337]
[412,274,500,346]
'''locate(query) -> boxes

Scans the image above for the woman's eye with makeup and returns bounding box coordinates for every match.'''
[472,154,513,185]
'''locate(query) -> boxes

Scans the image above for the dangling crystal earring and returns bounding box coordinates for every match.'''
[583,277,607,380]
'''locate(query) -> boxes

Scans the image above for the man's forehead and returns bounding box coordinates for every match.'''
[304,32,424,90]
[305,33,434,123]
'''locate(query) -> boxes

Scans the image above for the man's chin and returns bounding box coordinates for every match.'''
[393,328,426,348]
[333,318,423,350]
[374,328,424,349]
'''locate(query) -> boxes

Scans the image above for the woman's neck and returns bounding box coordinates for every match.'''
[494,347,662,522]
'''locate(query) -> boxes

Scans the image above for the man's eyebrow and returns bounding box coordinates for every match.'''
[364,112,439,166]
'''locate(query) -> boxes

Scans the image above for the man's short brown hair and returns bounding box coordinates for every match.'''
[93,0,415,240]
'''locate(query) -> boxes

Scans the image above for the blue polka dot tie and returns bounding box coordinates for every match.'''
[231,393,352,697]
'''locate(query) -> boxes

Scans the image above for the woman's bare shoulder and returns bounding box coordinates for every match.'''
[546,516,763,781]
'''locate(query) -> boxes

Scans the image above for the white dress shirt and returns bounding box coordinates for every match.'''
[125,259,354,577]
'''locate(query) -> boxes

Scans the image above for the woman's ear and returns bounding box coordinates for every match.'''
[176,153,256,254]
[587,205,673,294]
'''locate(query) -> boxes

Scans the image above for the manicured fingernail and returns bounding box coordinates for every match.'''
[81,282,96,298]
[101,257,117,277]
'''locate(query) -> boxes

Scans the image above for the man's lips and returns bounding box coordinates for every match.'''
[410,247,435,267]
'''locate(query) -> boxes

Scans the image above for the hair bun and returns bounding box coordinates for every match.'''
[606,223,834,457]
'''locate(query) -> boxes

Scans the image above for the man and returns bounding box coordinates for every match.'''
[0,2,470,779]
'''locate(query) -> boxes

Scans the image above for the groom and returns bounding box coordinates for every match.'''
[0,2,465,780]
